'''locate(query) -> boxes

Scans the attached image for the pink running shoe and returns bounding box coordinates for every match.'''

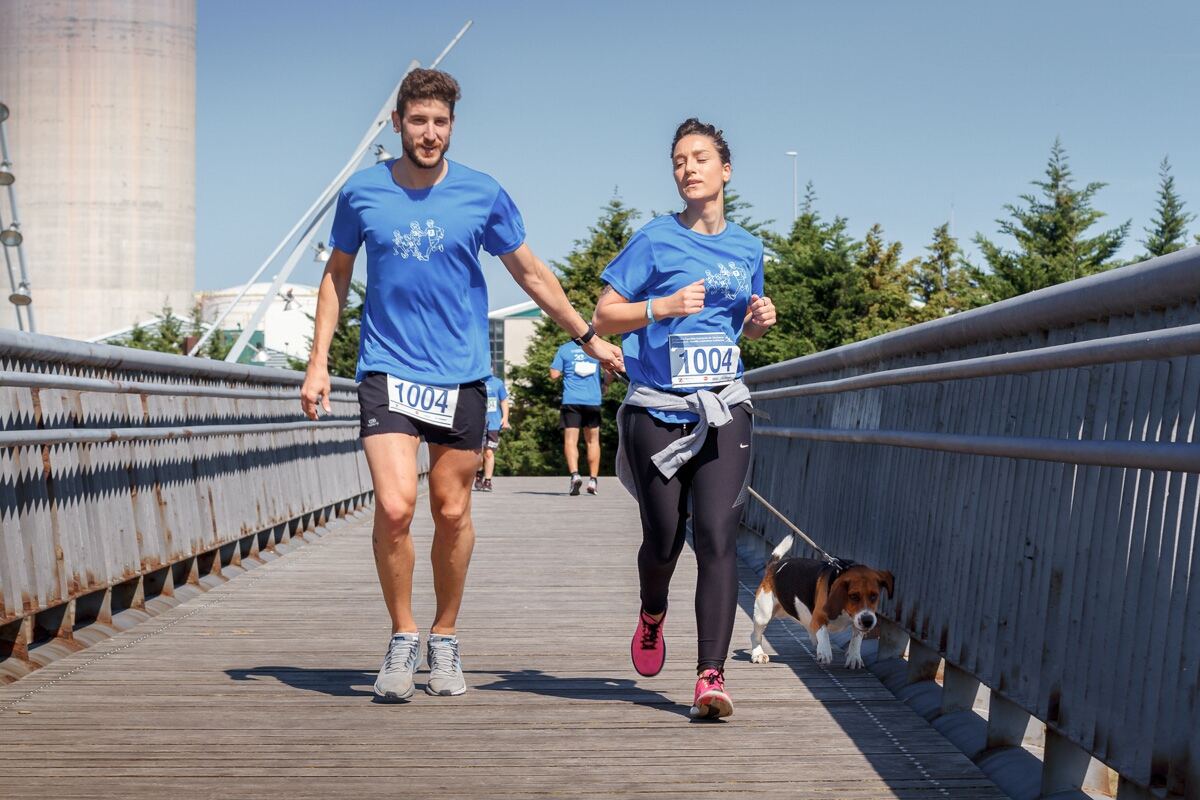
[690,668,733,719]
[631,607,666,677]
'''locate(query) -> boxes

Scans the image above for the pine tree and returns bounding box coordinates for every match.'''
[973,139,1129,302]
[497,198,638,476]
[1140,156,1194,259]
[909,223,985,321]
[852,224,913,341]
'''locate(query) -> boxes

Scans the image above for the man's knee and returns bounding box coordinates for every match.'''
[431,494,472,532]
[376,492,416,532]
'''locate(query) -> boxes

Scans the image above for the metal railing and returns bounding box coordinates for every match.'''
[0,331,380,682]
[742,246,1200,800]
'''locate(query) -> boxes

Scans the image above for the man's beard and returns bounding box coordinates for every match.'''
[402,135,450,170]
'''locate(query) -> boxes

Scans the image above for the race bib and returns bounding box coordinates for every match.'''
[573,361,598,377]
[487,396,498,413]
[669,332,740,388]
[386,375,459,428]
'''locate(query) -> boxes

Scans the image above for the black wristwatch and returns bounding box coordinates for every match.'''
[571,321,597,346]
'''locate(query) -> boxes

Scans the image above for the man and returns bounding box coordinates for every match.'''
[474,369,508,492]
[300,68,623,701]
[550,339,611,496]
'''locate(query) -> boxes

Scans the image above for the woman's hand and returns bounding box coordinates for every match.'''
[664,279,706,319]
[743,294,776,339]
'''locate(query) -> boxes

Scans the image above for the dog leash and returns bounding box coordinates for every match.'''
[745,486,850,572]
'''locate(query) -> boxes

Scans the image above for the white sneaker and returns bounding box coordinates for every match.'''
[425,634,467,696]
[569,473,583,496]
[374,633,420,700]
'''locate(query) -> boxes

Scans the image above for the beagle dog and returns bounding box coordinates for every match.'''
[750,535,894,669]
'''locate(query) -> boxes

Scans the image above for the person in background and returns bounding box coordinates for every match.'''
[474,369,509,492]
[550,338,611,495]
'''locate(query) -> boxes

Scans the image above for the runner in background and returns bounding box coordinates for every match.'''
[593,118,775,719]
[550,339,611,495]
[475,369,509,492]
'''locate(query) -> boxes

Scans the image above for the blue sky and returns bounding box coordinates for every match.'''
[197,0,1200,310]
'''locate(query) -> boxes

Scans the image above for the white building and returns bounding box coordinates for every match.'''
[198,282,319,360]
[488,300,542,381]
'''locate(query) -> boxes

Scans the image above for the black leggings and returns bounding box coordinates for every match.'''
[620,403,753,674]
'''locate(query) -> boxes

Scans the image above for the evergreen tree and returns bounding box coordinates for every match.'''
[852,224,913,341]
[1140,156,1194,259]
[497,198,637,476]
[909,223,985,321]
[973,139,1129,302]
[188,303,233,360]
[113,301,185,354]
[287,281,365,378]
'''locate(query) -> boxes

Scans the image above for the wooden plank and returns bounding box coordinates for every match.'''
[0,477,1005,798]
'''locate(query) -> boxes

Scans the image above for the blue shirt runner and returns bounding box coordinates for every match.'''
[551,341,604,406]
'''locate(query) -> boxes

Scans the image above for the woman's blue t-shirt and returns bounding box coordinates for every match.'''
[600,214,764,423]
[328,159,525,384]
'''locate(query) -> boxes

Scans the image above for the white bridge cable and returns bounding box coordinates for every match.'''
[192,19,474,360]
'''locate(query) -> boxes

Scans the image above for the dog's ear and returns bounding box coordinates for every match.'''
[877,570,895,598]
[822,575,849,620]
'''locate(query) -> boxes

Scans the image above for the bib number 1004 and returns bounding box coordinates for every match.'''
[669,333,739,388]
[386,375,459,428]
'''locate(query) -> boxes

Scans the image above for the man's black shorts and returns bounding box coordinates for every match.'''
[358,372,486,450]
[559,404,602,430]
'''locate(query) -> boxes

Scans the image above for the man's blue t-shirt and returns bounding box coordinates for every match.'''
[600,214,764,423]
[484,374,508,431]
[551,342,603,406]
[328,159,526,384]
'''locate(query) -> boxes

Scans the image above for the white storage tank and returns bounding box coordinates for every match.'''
[0,0,195,340]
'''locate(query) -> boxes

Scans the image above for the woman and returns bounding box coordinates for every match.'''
[593,118,776,719]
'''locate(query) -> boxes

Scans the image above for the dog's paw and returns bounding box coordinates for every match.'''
[750,648,770,664]
[844,653,865,670]
[816,644,833,666]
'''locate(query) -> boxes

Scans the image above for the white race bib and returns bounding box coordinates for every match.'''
[386,375,459,428]
[573,361,598,377]
[487,396,498,413]
[669,332,740,388]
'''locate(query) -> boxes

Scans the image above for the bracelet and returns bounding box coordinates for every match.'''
[646,298,656,324]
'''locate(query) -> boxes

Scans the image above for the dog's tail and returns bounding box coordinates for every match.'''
[770,534,793,562]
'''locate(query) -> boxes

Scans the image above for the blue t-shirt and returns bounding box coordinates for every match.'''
[600,214,764,423]
[551,342,603,406]
[484,375,508,431]
[329,159,526,384]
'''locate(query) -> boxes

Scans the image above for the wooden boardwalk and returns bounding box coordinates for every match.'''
[0,477,1005,799]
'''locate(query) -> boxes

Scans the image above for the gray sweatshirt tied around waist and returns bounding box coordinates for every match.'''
[615,379,752,496]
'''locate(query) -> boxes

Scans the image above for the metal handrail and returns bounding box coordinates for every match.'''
[0,371,356,400]
[0,419,358,447]
[749,321,1200,401]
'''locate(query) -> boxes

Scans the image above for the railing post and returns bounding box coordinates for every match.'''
[1041,725,1092,796]
[877,616,909,661]
[941,661,981,715]
[987,692,1031,750]
[906,637,942,685]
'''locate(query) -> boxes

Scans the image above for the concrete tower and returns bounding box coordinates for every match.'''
[0,0,196,340]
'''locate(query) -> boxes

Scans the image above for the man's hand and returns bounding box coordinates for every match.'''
[583,336,624,373]
[301,362,332,421]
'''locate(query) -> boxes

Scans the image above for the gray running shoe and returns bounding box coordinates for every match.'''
[425,634,467,696]
[374,633,421,700]
[569,473,583,496]
[587,477,598,495]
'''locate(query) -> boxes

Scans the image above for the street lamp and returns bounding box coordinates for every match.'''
[311,241,330,262]
[0,222,21,247]
[374,143,393,163]
[784,151,798,224]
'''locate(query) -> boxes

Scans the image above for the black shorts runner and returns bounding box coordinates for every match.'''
[358,372,487,450]
[559,404,601,430]
[483,430,501,450]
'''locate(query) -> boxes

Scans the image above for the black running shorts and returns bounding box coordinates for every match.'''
[559,404,601,430]
[358,372,486,450]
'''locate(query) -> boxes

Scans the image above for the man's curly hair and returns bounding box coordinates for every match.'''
[396,68,462,117]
